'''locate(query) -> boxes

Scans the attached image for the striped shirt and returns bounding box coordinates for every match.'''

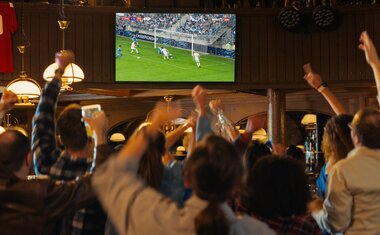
[32,77,105,235]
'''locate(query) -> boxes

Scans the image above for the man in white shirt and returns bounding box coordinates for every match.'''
[130,41,139,54]
[162,48,169,60]
[310,108,380,235]
[193,51,200,68]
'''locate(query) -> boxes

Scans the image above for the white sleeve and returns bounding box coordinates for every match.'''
[312,164,353,233]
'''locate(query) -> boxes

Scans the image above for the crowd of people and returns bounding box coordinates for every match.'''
[116,13,181,32]
[176,14,229,37]
[0,31,379,235]
[116,13,236,41]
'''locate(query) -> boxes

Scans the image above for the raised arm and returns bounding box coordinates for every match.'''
[0,90,18,120]
[234,114,267,155]
[83,111,110,170]
[358,31,380,106]
[209,99,239,141]
[92,102,181,235]
[192,85,213,142]
[303,64,348,115]
[165,114,196,151]
[32,50,74,175]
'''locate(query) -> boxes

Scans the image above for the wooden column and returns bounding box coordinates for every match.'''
[267,88,286,144]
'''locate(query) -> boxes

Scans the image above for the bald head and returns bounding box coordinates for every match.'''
[0,130,30,172]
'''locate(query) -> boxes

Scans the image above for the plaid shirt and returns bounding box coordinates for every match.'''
[32,78,104,235]
[253,214,322,235]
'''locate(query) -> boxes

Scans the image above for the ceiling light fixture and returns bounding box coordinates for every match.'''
[43,0,84,90]
[6,45,41,105]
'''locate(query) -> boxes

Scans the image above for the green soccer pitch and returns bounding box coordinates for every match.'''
[115,35,235,82]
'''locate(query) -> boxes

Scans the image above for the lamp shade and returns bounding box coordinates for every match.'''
[301,114,317,126]
[252,128,267,141]
[43,62,84,84]
[110,133,126,142]
[6,78,41,99]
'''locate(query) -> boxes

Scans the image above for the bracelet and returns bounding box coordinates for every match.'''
[317,82,328,93]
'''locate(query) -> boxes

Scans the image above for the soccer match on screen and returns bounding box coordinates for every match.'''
[115,13,236,82]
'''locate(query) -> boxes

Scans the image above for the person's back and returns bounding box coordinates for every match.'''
[311,108,380,234]
[93,99,275,235]
[32,50,109,235]
[0,170,93,235]
[331,147,380,234]
[243,155,321,235]
[0,130,94,235]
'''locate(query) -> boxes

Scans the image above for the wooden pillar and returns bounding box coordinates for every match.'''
[267,88,286,144]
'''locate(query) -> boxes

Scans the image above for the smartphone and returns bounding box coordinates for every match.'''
[81,104,101,138]
[81,104,101,119]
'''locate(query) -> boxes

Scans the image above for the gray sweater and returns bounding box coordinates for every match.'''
[92,156,275,235]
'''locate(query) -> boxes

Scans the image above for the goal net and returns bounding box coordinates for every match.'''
[154,28,208,55]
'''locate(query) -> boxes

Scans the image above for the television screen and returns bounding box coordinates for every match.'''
[115,13,236,82]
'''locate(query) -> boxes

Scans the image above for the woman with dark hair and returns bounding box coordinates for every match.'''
[134,123,166,190]
[316,115,354,199]
[243,156,321,235]
[93,101,275,235]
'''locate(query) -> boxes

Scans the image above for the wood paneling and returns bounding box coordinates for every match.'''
[1,4,379,90]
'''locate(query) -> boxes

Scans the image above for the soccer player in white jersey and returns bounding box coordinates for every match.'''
[130,41,139,54]
[162,48,169,60]
[193,51,201,68]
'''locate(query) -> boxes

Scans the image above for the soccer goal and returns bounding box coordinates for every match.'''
[154,28,195,55]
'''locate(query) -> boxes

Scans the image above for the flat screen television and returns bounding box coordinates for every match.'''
[115,13,236,82]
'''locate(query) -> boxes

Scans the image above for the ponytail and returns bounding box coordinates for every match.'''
[195,201,229,235]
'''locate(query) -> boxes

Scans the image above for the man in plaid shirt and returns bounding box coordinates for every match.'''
[32,51,109,235]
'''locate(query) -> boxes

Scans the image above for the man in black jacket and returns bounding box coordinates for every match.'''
[0,51,110,235]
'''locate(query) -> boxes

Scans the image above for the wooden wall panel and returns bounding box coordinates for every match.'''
[1,4,380,90]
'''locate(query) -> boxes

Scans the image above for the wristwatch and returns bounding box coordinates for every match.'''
[317,82,328,92]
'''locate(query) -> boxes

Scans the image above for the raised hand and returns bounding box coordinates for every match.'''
[149,101,182,129]
[359,31,380,68]
[245,114,267,134]
[209,99,224,115]
[55,50,75,71]
[83,111,108,145]
[0,90,18,112]
[117,101,182,162]
[192,85,207,116]
[303,64,323,90]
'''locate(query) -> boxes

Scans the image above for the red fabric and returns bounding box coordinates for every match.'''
[0,2,18,73]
